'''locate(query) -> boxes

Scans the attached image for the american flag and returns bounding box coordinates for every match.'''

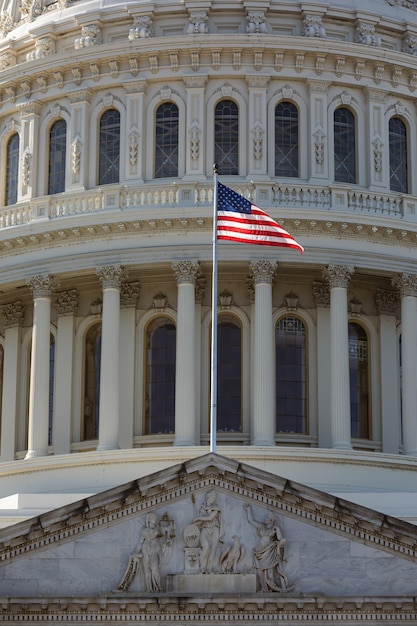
[217,182,304,253]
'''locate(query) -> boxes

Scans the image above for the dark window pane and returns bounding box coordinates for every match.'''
[145,319,176,434]
[215,100,239,175]
[349,322,370,439]
[275,102,299,177]
[389,117,408,193]
[83,323,102,440]
[217,318,242,432]
[275,316,307,434]
[99,109,120,185]
[155,103,179,178]
[6,134,19,206]
[334,107,356,184]
[48,120,67,195]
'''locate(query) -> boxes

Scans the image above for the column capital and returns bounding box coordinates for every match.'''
[2,300,25,327]
[54,289,79,316]
[172,260,200,285]
[120,281,140,307]
[323,264,354,289]
[27,274,59,298]
[392,273,417,298]
[249,260,277,285]
[312,281,330,307]
[375,288,400,315]
[96,265,126,289]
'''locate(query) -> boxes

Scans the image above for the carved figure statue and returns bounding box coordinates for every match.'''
[192,491,222,573]
[26,36,55,61]
[244,504,289,592]
[220,535,244,573]
[116,512,175,592]
[74,24,102,49]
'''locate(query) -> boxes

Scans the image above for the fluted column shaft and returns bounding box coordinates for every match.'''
[250,261,276,446]
[393,274,417,456]
[173,261,199,446]
[26,275,58,459]
[0,302,25,462]
[53,290,79,455]
[323,265,354,450]
[96,266,124,451]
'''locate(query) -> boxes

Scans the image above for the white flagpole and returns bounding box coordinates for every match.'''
[210,166,219,453]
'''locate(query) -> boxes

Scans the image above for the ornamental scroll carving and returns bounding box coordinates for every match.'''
[71,136,82,174]
[355,22,381,47]
[120,282,140,307]
[375,289,399,315]
[313,126,325,165]
[189,123,201,161]
[249,260,277,285]
[115,490,292,595]
[96,265,126,289]
[128,129,139,166]
[22,149,32,186]
[128,15,153,40]
[312,281,330,307]
[251,123,263,160]
[372,136,383,173]
[392,273,417,298]
[26,36,55,61]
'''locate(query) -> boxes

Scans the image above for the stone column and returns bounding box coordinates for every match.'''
[26,275,58,459]
[0,301,25,462]
[312,281,331,448]
[184,75,207,178]
[119,282,140,449]
[392,274,417,456]
[375,288,401,454]
[68,90,92,190]
[247,75,269,176]
[250,260,277,446]
[18,102,40,201]
[194,277,206,443]
[96,265,124,451]
[125,81,147,182]
[53,290,79,455]
[172,260,199,446]
[323,265,354,450]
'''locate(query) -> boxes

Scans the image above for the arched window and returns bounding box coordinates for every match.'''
[334,107,356,184]
[275,102,299,177]
[145,318,176,434]
[98,109,120,185]
[217,316,242,433]
[389,117,408,193]
[155,103,179,178]
[48,334,55,445]
[214,100,239,175]
[349,322,370,439]
[48,120,67,195]
[275,316,307,433]
[6,134,19,206]
[83,323,102,440]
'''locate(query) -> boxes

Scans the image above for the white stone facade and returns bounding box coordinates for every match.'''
[0,0,416,608]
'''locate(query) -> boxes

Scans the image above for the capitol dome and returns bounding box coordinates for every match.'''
[1,0,417,614]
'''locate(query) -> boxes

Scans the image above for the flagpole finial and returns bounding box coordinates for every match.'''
[213,163,218,175]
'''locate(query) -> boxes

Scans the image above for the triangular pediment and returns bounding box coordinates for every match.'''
[1,453,417,620]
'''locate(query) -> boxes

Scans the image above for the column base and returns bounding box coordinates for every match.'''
[330,442,353,451]
[96,443,120,452]
[173,438,197,446]
[402,449,417,457]
[25,449,48,459]
[251,438,275,447]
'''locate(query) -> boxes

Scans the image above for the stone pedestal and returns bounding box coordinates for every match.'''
[167,574,256,594]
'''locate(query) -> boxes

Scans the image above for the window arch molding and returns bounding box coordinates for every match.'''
[144,92,186,181]
[88,100,126,188]
[205,88,247,178]
[0,121,21,206]
[200,306,250,442]
[272,308,317,442]
[347,316,379,448]
[328,99,365,187]
[135,308,178,440]
[267,95,307,179]
[38,109,70,197]
[384,105,416,195]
